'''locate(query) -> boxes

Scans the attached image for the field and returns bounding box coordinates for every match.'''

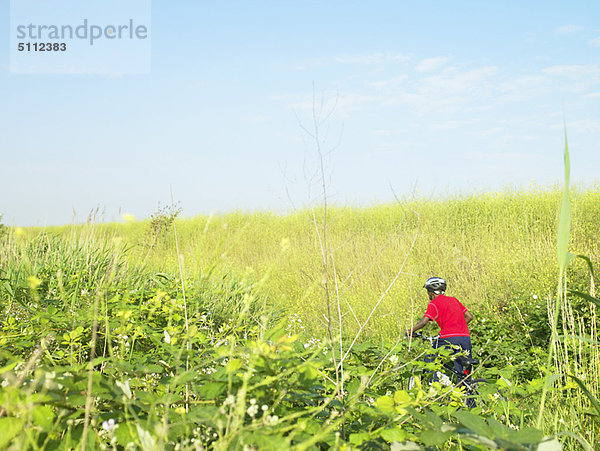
[1,182,600,449]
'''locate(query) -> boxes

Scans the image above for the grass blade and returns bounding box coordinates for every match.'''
[556,130,572,272]
[573,254,597,284]
[568,375,600,417]
[567,289,600,309]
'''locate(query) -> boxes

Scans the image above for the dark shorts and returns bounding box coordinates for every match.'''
[435,336,472,373]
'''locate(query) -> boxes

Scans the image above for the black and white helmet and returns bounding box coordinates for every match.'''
[424,277,446,294]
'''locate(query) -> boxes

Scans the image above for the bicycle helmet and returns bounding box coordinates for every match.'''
[424,277,446,294]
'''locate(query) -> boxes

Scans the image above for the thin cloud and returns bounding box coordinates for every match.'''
[555,24,584,35]
[415,56,449,73]
[542,64,600,79]
[463,151,543,162]
[589,37,600,47]
[334,52,410,65]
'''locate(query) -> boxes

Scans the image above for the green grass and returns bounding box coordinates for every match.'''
[32,184,600,339]
[2,184,599,449]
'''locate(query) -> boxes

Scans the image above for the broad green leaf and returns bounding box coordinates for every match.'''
[225,358,243,373]
[509,427,545,444]
[393,390,412,406]
[454,411,493,437]
[486,417,512,440]
[375,395,395,414]
[537,437,563,450]
[349,432,370,445]
[380,428,406,443]
[0,417,25,448]
[419,429,451,446]
[115,422,138,447]
[32,404,55,430]
[390,441,420,450]
[199,382,226,399]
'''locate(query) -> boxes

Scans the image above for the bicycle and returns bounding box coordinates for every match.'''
[408,332,487,408]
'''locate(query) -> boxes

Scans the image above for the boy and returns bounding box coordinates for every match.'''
[408,277,474,374]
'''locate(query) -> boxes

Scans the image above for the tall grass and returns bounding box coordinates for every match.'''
[37,185,600,339]
[3,183,600,448]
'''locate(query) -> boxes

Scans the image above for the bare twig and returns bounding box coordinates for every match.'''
[170,187,190,414]
[338,230,419,369]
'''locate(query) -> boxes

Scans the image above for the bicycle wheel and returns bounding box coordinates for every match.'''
[465,378,488,409]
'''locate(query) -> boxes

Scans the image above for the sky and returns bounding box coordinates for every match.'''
[1,0,599,226]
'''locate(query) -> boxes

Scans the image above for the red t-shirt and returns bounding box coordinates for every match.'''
[424,294,470,338]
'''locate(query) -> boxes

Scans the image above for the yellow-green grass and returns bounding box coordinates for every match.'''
[26,184,600,339]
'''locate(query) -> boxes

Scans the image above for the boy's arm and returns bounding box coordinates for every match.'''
[408,316,430,336]
[464,310,474,324]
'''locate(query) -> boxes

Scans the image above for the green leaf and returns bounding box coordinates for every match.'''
[199,382,226,399]
[536,437,564,450]
[380,428,406,443]
[454,411,493,438]
[225,358,243,373]
[349,432,370,445]
[115,422,138,447]
[115,379,132,399]
[419,429,451,446]
[567,290,600,309]
[0,361,18,375]
[375,395,395,414]
[0,417,24,448]
[509,427,544,444]
[137,424,156,451]
[556,133,571,271]
[393,390,412,406]
[32,404,55,430]
[557,334,600,345]
[573,254,597,284]
[486,417,512,440]
[390,441,420,450]
[568,375,600,417]
[544,373,561,391]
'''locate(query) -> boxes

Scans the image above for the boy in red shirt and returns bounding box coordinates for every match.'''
[408,277,474,374]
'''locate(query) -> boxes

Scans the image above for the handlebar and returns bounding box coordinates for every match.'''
[407,332,479,366]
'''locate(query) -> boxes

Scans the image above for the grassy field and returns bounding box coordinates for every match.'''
[40,185,600,338]
[1,184,600,449]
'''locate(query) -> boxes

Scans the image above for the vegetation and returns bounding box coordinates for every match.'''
[1,159,599,447]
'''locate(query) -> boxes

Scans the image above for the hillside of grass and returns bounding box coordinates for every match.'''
[2,184,600,448]
[33,185,600,338]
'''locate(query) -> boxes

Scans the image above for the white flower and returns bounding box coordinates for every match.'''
[533,294,538,300]
[264,414,278,426]
[247,404,259,417]
[437,372,452,387]
[261,404,268,411]
[102,418,116,432]
[163,331,171,344]
[223,395,235,406]
[388,354,399,366]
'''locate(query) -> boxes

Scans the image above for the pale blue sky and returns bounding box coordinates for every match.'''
[1,1,599,226]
